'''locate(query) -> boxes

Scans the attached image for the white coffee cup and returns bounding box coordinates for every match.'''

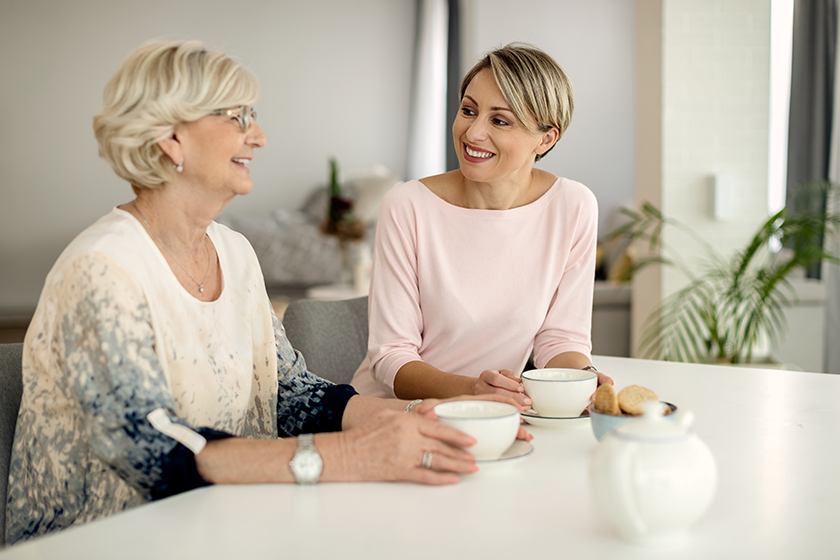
[433,401,520,461]
[521,368,597,417]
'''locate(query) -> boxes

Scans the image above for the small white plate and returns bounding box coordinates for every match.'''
[520,409,590,429]
[475,440,533,468]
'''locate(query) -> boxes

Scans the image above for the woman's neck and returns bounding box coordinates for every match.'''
[121,181,229,256]
[119,187,224,301]
[444,168,556,210]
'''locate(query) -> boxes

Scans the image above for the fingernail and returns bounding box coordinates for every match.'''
[524,397,532,404]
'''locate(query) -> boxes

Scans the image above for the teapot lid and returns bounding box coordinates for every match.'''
[613,401,694,441]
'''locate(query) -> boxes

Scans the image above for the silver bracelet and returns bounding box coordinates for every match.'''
[404,399,423,413]
[582,365,598,372]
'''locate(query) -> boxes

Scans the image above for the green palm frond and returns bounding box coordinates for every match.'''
[615,181,840,364]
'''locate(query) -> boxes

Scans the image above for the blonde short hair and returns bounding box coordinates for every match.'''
[460,43,574,161]
[93,40,260,191]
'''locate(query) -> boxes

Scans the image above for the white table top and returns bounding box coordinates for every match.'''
[3,356,839,559]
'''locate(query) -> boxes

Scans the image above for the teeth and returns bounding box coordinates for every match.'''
[232,158,249,166]
[465,145,493,158]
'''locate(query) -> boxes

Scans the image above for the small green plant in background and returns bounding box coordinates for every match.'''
[322,157,364,241]
[611,182,840,364]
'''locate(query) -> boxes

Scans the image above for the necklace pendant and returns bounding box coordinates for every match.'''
[199,285,205,293]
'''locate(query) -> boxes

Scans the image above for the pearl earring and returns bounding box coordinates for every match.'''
[175,160,184,173]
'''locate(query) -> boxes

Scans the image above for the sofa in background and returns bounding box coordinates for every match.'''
[218,167,400,288]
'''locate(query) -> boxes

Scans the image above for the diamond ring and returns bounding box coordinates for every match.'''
[421,451,433,469]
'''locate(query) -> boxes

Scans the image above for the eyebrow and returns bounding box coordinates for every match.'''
[463,95,514,114]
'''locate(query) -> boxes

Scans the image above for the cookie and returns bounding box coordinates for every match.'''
[593,384,621,415]
[617,385,659,416]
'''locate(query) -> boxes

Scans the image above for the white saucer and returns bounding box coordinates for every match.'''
[520,409,590,429]
[475,440,533,468]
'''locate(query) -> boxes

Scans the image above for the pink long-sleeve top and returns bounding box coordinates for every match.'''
[350,178,598,398]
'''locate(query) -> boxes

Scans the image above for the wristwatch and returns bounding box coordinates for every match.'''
[289,433,322,484]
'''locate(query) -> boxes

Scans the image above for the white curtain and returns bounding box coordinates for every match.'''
[406,0,448,181]
[826,5,840,374]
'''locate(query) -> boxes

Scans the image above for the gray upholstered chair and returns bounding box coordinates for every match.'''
[282,296,368,386]
[0,342,23,548]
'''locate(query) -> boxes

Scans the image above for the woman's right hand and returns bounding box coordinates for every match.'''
[473,369,532,411]
[340,409,480,485]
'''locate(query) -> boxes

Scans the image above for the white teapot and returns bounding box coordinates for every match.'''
[589,401,717,547]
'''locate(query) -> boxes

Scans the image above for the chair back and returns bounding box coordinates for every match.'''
[282,296,368,385]
[0,342,23,547]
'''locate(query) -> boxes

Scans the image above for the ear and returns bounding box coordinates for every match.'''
[157,126,184,166]
[536,127,560,156]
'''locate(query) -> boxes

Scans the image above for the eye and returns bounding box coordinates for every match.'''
[492,117,510,126]
[460,106,476,117]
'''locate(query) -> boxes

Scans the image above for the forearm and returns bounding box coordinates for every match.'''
[195,432,356,484]
[392,361,476,400]
[545,351,593,370]
[196,408,481,486]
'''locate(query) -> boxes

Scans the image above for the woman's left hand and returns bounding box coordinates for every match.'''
[589,370,615,403]
[596,370,614,387]
[411,395,534,442]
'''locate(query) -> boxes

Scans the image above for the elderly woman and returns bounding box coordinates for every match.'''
[5,40,526,545]
[351,44,613,407]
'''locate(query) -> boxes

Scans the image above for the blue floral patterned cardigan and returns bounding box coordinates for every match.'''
[5,210,356,544]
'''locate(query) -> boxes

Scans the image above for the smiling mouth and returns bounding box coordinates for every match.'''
[464,144,494,159]
[232,158,250,166]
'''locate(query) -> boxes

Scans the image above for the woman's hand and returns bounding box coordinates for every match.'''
[596,370,614,387]
[411,394,534,443]
[341,409,480,485]
[411,394,534,441]
[589,369,615,403]
[471,369,532,411]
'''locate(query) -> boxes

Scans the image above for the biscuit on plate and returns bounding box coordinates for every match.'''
[594,384,621,415]
[617,385,658,416]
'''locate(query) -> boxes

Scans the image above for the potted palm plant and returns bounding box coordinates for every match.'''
[611,181,840,364]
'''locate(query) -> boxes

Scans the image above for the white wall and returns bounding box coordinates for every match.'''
[464,0,636,238]
[0,0,415,311]
[660,0,771,289]
[632,0,773,355]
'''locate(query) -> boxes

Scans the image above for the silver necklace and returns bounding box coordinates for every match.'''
[134,205,211,293]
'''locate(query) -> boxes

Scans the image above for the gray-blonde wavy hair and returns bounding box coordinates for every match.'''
[93,40,260,192]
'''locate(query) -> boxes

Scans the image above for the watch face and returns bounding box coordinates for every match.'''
[292,450,323,483]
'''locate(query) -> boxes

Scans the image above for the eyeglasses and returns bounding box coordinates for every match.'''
[210,105,257,132]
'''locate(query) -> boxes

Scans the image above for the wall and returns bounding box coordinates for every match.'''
[633,0,773,355]
[0,0,415,312]
[661,0,771,288]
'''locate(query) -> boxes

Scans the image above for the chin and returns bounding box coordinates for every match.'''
[458,165,493,183]
[235,182,254,196]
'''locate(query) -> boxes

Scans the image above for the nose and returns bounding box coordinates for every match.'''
[465,118,489,142]
[247,121,267,148]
